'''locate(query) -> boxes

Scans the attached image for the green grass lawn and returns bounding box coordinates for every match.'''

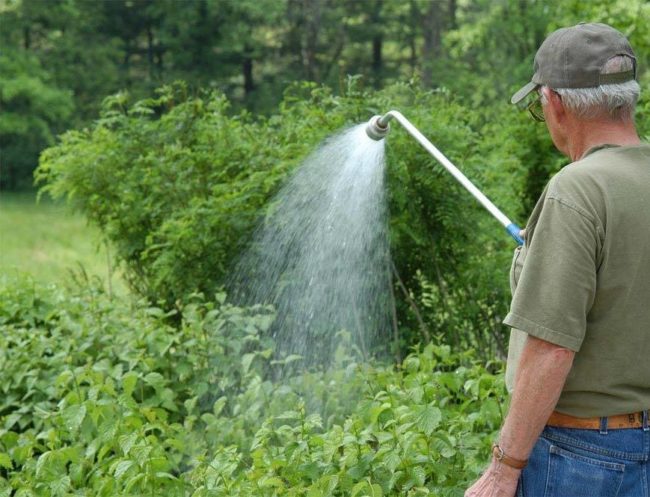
[0,191,125,293]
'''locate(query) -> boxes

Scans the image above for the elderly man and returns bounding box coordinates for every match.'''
[466,23,650,497]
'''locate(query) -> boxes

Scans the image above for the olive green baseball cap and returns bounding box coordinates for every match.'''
[511,22,637,104]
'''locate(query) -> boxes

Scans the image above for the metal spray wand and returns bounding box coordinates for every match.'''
[366,110,524,245]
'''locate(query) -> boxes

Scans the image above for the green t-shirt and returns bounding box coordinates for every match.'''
[504,143,650,418]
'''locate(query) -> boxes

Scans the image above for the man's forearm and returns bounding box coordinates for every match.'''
[498,335,575,461]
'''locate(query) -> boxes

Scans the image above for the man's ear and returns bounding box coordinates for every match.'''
[543,87,565,121]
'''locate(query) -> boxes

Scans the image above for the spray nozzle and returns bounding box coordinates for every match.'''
[365,115,391,141]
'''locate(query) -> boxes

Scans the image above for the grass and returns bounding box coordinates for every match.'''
[0,191,126,293]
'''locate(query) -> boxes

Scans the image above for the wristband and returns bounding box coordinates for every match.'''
[492,443,528,470]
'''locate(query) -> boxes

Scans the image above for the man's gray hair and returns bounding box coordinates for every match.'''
[542,55,640,120]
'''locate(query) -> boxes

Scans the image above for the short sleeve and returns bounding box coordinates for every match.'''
[503,196,598,351]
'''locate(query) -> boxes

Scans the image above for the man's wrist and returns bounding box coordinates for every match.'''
[492,443,528,470]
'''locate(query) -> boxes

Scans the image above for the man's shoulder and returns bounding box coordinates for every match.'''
[546,162,597,203]
[549,143,650,198]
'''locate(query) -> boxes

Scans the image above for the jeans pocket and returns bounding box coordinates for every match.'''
[544,444,625,497]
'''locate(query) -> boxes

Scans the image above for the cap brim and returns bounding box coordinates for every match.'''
[510,81,537,105]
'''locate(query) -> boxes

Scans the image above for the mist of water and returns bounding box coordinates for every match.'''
[229,123,391,371]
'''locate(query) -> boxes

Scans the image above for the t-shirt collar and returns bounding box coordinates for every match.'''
[582,143,621,159]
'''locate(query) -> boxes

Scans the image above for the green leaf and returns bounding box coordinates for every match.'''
[414,404,442,436]
[130,444,152,463]
[124,473,145,492]
[119,433,138,456]
[49,476,71,497]
[145,307,165,318]
[35,451,56,478]
[369,484,383,497]
[407,465,426,487]
[114,460,135,479]
[0,454,12,470]
[122,372,139,396]
[351,481,368,497]
[144,372,166,390]
[351,480,383,497]
[213,396,227,416]
[154,472,178,480]
[369,403,392,424]
[259,476,284,488]
[241,353,255,374]
[62,404,86,432]
[382,451,400,472]
[319,475,338,495]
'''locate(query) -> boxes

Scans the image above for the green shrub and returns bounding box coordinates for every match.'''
[37,79,557,356]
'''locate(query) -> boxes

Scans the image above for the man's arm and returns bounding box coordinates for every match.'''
[500,334,575,459]
[465,334,575,497]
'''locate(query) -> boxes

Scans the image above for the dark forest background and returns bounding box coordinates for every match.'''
[2,0,648,190]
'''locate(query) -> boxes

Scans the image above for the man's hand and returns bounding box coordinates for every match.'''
[464,460,521,497]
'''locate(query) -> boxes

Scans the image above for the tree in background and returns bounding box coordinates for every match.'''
[0,48,73,190]
[1,0,647,193]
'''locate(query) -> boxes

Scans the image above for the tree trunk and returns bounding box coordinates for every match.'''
[286,0,303,75]
[303,0,320,81]
[448,0,457,30]
[122,51,131,88]
[243,56,254,95]
[421,0,442,87]
[371,0,383,87]
[408,0,418,74]
[23,25,30,49]
[156,45,164,78]
[372,35,382,82]
[147,25,154,82]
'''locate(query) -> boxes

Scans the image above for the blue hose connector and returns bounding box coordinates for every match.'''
[506,223,524,245]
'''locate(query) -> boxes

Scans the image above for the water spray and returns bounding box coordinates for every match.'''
[366,110,524,245]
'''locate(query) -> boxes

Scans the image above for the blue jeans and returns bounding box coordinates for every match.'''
[517,411,650,497]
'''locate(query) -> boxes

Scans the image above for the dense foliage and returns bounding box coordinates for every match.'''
[0,276,505,496]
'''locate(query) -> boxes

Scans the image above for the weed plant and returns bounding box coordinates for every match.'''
[0,276,504,496]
